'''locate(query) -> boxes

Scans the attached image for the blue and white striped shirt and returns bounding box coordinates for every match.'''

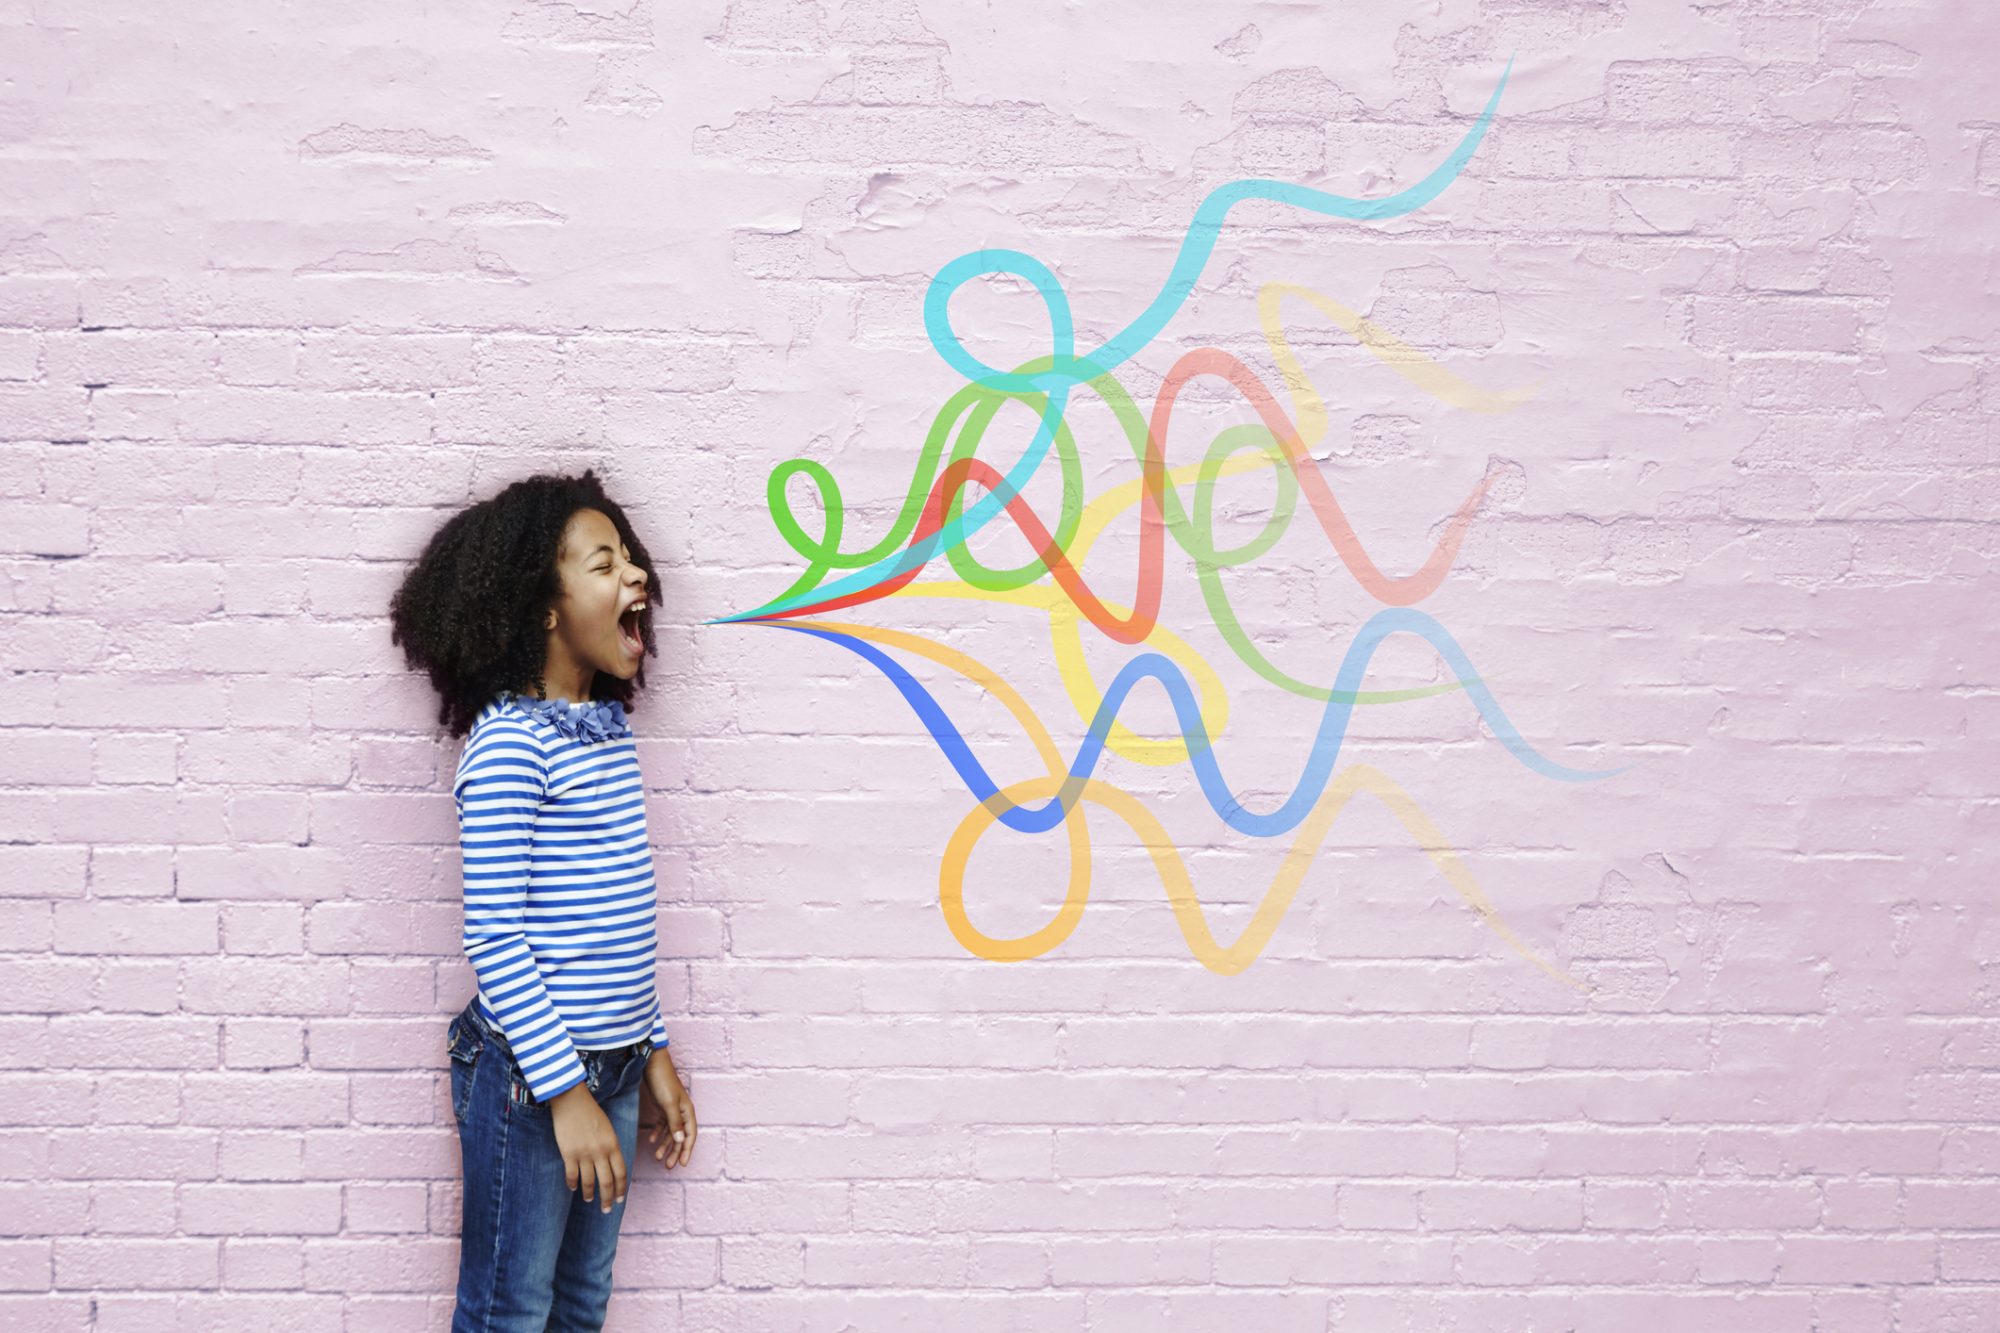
[453,692,669,1100]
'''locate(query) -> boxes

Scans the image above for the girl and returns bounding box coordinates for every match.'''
[388,468,698,1330]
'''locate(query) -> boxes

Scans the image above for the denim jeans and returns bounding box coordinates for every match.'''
[446,998,654,1332]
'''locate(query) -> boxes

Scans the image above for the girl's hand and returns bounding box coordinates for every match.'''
[640,1048,697,1169]
[548,1082,626,1215]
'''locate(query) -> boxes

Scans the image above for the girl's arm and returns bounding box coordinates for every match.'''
[454,722,588,1101]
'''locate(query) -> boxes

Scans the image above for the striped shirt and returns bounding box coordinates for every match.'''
[453,692,668,1100]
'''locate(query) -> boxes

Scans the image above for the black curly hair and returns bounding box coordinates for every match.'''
[389,468,658,738]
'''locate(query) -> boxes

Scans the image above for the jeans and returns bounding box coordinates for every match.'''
[446,997,653,1332]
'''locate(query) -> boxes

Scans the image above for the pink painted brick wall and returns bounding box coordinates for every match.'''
[4,0,1997,1329]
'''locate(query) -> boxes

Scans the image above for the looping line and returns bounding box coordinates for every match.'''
[715,58,1515,626]
[773,607,1627,840]
[800,618,1579,987]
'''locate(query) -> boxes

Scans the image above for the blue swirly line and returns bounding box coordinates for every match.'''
[767,600,1625,839]
[713,58,1515,626]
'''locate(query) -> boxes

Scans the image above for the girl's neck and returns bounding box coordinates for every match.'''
[519,668,594,707]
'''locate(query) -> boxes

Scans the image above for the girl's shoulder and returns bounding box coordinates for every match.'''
[453,696,550,797]
[475,691,532,725]
[467,693,545,744]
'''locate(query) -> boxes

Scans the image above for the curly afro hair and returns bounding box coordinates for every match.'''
[389,468,659,738]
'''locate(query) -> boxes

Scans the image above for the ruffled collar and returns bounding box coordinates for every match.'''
[498,690,632,743]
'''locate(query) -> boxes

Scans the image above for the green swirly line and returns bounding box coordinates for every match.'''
[976,362,1471,706]
[1185,423,1464,704]
[766,352,1473,708]
[761,457,843,608]
[1193,423,1296,567]
[942,378,1085,592]
[1120,406,1472,706]
[980,364,1479,708]
[759,355,1101,605]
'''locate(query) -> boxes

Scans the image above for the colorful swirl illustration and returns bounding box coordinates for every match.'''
[775,608,1624,838]
[802,618,1580,987]
[714,56,1517,625]
[718,58,1623,982]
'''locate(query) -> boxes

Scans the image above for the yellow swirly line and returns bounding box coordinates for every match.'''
[885,445,1260,765]
[895,576,1237,765]
[1259,280,1540,420]
[806,617,1580,987]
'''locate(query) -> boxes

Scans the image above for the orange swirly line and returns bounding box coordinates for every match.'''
[806,617,1581,987]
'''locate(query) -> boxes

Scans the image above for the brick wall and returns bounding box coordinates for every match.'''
[3,0,1996,1328]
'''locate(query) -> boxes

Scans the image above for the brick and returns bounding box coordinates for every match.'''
[52,901,218,955]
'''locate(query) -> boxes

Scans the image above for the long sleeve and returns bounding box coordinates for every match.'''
[453,720,589,1101]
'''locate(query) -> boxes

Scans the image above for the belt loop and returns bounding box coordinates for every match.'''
[467,997,498,1046]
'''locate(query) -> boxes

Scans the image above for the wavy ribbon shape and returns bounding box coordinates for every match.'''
[772,606,1627,839]
[790,618,1578,987]
[730,275,1536,726]
[879,443,1482,767]
[738,346,1499,637]
[747,279,1531,632]
[715,59,1514,625]
[868,268,1543,745]
[894,575,1480,767]
[766,278,1536,765]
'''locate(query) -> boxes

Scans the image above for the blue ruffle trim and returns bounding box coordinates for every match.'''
[499,690,633,743]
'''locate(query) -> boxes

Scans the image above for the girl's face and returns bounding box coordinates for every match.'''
[545,507,650,687]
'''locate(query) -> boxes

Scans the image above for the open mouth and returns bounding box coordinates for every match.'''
[618,604,645,658]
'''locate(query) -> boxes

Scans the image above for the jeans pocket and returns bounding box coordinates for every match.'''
[506,1053,551,1113]
[446,1014,482,1125]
